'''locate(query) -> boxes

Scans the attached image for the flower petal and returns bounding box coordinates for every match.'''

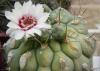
[35,4,44,14]
[10,30,25,40]
[34,23,51,29]
[5,11,18,23]
[31,4,44,16]
[7,22,20,29]
[25,34,31,39]
[23,0,32,7]
[22,0,32,14]
[6,28,15,36]
[12,10,23,21]
[14,2,22,10]
[37,13,49,23]
[26,28,42,36]
[13,2,23,19]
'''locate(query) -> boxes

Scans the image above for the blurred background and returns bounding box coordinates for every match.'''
[71,0,100,29]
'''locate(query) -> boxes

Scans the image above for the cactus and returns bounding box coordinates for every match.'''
[4,4,96,71]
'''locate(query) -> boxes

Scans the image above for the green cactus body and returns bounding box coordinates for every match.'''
[8,40,34,71]
[4,38,23,55]
[61,40,82,59]
[52,51,74,71]
[5,7,96,71]
[49,40,61,52]
[52,23,67,41]
[20,50,37,71]
[49,7,74,24]
[74,55,91,71]
[38,67,51,71]
[68,17,88,34]
[36,45,53,67]
[77,34,95,58]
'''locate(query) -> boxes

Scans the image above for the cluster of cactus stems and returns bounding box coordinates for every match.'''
[4,4,96,71]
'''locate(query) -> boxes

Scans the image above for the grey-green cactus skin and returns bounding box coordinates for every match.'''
[4,7,96,71]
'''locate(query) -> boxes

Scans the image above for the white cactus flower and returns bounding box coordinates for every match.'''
[5,0,51,40]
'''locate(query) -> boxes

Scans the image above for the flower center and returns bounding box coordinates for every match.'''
[19,15,37,31]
